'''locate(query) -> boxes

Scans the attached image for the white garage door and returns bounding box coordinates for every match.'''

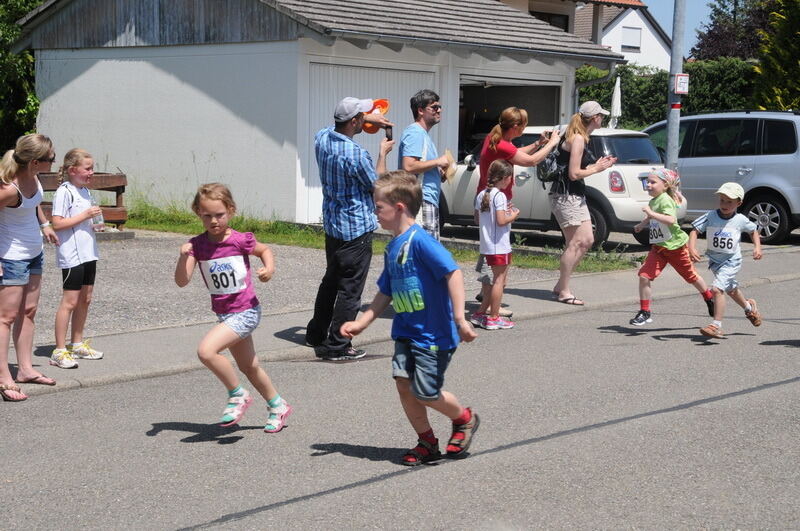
[304,63,436,223]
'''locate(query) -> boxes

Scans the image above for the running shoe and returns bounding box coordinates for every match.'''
[484,316,514,330]
[50,348,78,369]
[469,311,487,328]
[70,340,103,360]
[630,310,652,326]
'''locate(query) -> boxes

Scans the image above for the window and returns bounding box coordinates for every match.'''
[763,120,798,155]
[530,11,569,32]
[621,26,641,52]
[692,119,757,157]
[645,122,695,158]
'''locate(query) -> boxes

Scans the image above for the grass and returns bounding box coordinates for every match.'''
[127,199,641,272]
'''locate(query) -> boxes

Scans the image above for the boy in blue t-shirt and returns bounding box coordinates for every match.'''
[340,170,478,466]
[688,182,763,339]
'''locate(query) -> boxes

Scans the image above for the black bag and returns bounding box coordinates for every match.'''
[536,137,567,183]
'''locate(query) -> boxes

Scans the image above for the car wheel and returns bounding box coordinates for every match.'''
[742,195,790,244]
[588,203,609,248]
[632,229,650,246]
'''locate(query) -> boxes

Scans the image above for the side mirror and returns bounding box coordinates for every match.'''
[464,154,477,172]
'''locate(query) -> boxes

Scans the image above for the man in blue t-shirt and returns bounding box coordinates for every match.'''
[398,89,451,240]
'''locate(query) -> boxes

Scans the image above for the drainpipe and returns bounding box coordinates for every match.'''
[572,63,617,115]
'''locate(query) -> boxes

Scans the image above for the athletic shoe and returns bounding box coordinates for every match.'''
[629,310,652,326]
[318,346,366,361]
[264,402,293,433]
[700,323,724,339]
[70,340,103,360]
[50,348,78,369]
[705,297,715,317]
[220,389,253,426]
[484,316,514,330]
[469,311,487,328]
[745,298,762,327]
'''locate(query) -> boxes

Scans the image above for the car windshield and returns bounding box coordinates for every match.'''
[593,136,662,164]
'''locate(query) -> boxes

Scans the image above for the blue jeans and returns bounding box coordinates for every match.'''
[0,252,44,286]
[392,339,455,401]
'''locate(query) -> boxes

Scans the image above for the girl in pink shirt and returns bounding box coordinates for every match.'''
[175,183,291,432]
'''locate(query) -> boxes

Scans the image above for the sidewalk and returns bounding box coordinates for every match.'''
[20,245,800,397]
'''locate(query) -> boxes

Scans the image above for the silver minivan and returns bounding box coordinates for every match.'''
[644,111,800,243]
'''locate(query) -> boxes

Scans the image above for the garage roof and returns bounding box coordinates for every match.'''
[263,0,624,63]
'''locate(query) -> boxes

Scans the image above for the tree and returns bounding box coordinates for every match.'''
[691,0,778,60]
[753,0,800,110]
[0,0,44,149]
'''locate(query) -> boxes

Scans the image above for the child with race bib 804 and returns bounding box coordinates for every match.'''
[630,169,715,326]
[688,182,763,339]
[50,149,105,368]
[174,183,291,432]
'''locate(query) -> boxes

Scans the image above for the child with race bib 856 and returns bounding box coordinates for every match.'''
[630,169,715,326]
[688,182,763,339]
[50,149,105,368]
[175,183,291,432]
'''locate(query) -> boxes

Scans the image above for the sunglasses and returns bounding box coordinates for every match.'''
[37,154,56,163]
[428,104,442,112]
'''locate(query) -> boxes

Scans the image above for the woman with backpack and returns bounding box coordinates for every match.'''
[549,101,617,306]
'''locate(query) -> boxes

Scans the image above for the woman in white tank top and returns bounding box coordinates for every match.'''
[0,134,60,402]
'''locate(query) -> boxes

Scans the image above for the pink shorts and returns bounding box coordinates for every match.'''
[485,253,512,266]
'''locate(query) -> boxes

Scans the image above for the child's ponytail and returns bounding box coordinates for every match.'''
[481,159,513,212]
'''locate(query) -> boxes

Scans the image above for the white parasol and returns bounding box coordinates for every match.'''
[609,75,622,129]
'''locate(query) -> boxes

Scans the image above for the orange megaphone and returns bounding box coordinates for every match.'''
[362,98,390,134]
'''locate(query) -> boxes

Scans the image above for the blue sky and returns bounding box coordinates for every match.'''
[647,1,713,57]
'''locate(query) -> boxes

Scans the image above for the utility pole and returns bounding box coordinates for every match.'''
[666,0,686,171]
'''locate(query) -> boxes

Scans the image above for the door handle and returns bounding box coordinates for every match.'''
[516,172,530,180]
[737,167,752,176]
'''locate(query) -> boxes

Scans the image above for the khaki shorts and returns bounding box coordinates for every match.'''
[549,193,590,228]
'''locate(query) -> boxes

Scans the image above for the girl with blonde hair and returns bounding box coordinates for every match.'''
[550,101,617,306]
[0,134,60,401]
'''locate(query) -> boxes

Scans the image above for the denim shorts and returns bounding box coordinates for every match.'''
[709,255,742,292]
[216,305,261,338]
[392,339,455,401]
[0,252,44,286]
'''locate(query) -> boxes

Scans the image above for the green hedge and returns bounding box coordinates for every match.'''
[577,58,757,130]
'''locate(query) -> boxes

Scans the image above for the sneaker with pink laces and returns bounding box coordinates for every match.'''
[484,316,515,330]
[469,311,487,328]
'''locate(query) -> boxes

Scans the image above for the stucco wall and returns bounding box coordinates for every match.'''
[36,41,300,220]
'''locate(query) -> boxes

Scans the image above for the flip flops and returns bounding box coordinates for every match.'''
[0,384,28,402]
[15,374,56,386]
[557,296,585,306]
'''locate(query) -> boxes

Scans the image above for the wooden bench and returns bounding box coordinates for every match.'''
[38,172,128,229]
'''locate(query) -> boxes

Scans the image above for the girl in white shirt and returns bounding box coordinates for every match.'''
[471,159,519,330]
[50,149,105,368]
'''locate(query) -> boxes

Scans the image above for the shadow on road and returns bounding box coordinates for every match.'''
[310,442,407,462]
[146,421,260,444]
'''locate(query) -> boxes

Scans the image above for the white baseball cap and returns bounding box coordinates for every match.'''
[579,101,610,118]
[716,182,745,200]
[334,97,374,121]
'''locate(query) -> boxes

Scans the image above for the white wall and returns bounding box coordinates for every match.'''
[36,41,300,220]
[603,10,670,71]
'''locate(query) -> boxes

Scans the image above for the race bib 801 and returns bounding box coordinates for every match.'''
[199,256,247,295]
[648,220,670,244]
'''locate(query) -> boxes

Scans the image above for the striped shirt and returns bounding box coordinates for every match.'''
[315,127,378,241]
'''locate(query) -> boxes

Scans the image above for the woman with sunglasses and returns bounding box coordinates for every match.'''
[0,134,60,402]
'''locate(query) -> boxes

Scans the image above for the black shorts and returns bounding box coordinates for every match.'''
[61,260,97,291]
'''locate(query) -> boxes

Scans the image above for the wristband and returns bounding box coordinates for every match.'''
[40,222,51,228]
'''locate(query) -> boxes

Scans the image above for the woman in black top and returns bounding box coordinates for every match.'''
[549,101,617,305]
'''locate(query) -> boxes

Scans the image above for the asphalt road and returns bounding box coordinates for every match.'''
[2,280,798,529]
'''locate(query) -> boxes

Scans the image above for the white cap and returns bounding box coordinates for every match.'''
[716,182,745,200]
[334,97,374,121]
[579,100,610,118]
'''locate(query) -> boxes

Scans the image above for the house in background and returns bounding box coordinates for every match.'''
[503,0,670,70]
[14,0,622,223]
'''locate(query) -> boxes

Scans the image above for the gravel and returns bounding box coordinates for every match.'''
[26,229,558,347]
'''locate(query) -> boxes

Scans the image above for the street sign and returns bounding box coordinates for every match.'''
[674,73,689,95]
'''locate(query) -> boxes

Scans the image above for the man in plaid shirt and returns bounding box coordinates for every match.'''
[306,97,394,360]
